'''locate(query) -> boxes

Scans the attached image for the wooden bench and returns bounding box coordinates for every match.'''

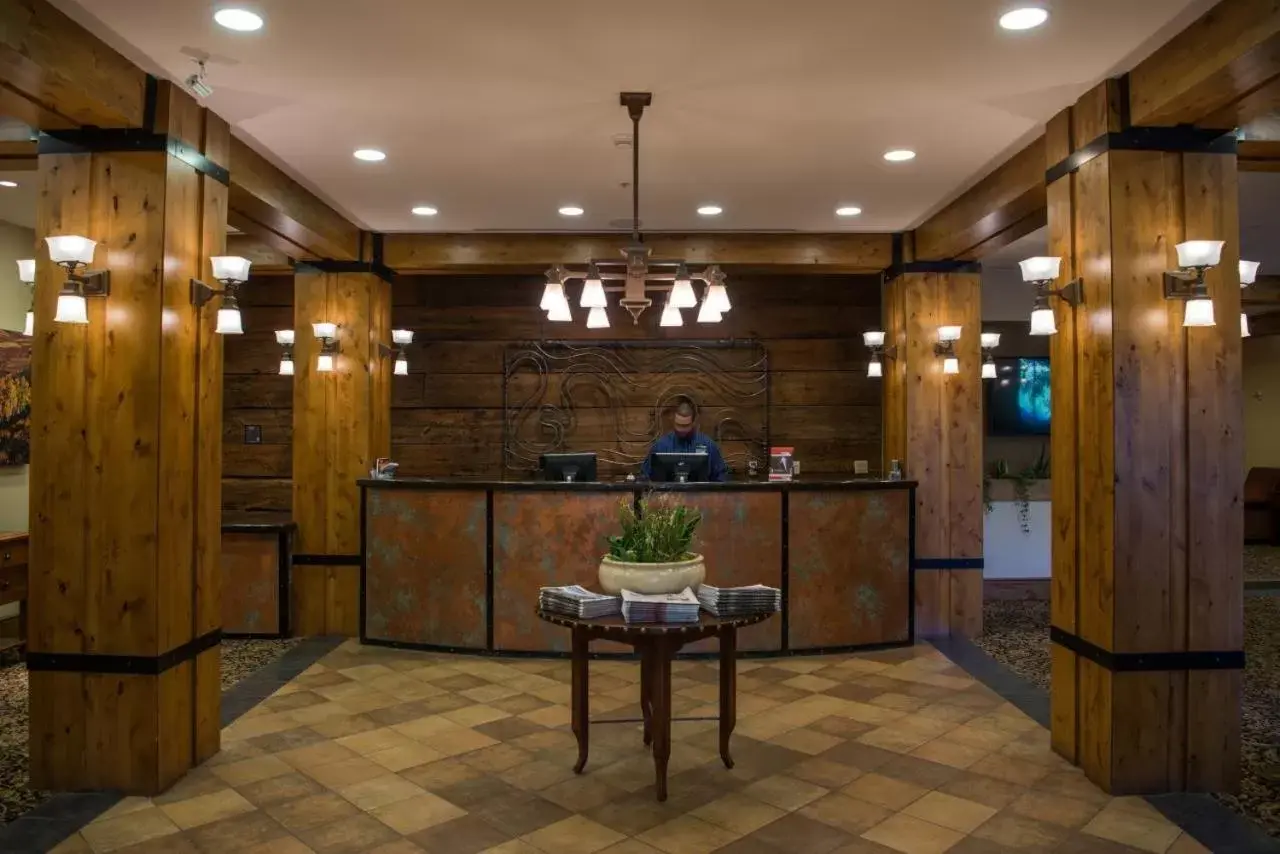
[0,531,28,660]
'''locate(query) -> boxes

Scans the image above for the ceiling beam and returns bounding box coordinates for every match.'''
[911,136,1046,262]
[0,0,148,129]
[0,140,36,171]
[380,233,895,273]
[1239,140,1280,171]
[226,233,295,274]
[1128,0,1280,128]
[1243,275,1280,305]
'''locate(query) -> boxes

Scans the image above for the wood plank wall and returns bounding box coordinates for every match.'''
[388,273,882,478]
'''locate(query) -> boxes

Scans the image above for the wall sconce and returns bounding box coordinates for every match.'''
[46,235,109,325]
[1241,259,1260,339]
[378,329,414,375]
[312,322,339,372]
[1164,241,1224,328]
[1019,256,1082,337]
[935,326,961,375]
[980,332,1001,379]
[190,256,251,335]
[16,259,34,336]
[275,330,295,376]
[541,267,572,322]
[863,330,895,378]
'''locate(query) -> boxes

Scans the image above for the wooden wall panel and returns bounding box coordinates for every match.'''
[942,275,983,637]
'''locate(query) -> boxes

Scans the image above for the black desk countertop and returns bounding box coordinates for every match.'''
[357,477,916,492]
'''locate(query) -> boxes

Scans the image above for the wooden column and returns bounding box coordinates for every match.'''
[883,270,983,637]
[292,267,391,636]
[28,82,227,794]
[1047,80,1244,794]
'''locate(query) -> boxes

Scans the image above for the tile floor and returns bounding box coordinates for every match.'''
[47,641,1208,854]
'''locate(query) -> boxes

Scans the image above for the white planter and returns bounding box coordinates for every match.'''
[598,554,706,595]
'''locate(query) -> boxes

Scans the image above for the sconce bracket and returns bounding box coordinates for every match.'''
[189,277,225,309]
[933,341,956,358]
[1164,270,1204,300]
[1056,278,1083,307]
[70,269,111,297]
[377,343,395,358]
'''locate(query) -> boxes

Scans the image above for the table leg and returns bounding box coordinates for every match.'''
[719,627,737,769]
[651,639,672,802]
[572,627,589,774]
[640,645,653,747]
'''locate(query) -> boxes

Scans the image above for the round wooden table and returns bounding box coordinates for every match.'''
[536,610,773,802]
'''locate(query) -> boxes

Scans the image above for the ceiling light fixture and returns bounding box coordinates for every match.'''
[0,181,17,188]
[213,8,264,31]
[883,149,916,163]
[16,259,34,336]
[1241,259,1261,339]
[353,149,386,162]
[540,93,730,328]
[835,206,863,217]
[411,205,438,216]
[999,7,1049,31]
[1165,241,1224,328]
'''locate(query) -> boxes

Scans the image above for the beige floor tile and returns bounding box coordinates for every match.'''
[444,703,513,727]
[692,792,786,835]
[265,792,361,832]
[1166,833,1212,854]
[401,756,487,790]
[971,812,1069,850]
[783,674,840,693]
[79,807,181,853]
[460,743,536,773]
[336,691,401,714]
[90,797,155,824]
[860,813,965,854]
[277,741,361,771]
[520,704,573,728]
[49,834,93,853]
[392,714,468,742]
[800,792,892,835]
[244,837,319,854]
[308,715,380,739]
[338,772,424,810]
[210,755,295,787]
[523,815,626,854]
[462,683,523,704]
[788,757,865,788]
[1008,790,1102,829]
[481,841,544,854]
[302,755,389,789]
[940,725,1018,752]
[841,773,927,810]
[370,790,468,834]
[836,702,910,726]
[856,726,935,754]
[742,774,828,811]
[770,727,845,756]
[367,742,446,772]
[596,842,664,854]
[967,753,1051,787]
[907,738,988,770]
[420,726,500,757]
[336,727,419,756]
[1081,804,1183,853]
[158,788,255,830]
[901,790,997,834]
[358,840,424,854]
[287,702,355,726]
[636,815,741,854]
[540,776,627,813]
[734,712,801,741]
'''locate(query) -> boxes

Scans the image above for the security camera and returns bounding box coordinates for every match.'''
[185,60,213,99]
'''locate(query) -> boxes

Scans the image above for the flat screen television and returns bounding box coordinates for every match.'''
[987,357,1051,436]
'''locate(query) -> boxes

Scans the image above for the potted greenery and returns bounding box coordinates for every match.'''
[598,493,705,595]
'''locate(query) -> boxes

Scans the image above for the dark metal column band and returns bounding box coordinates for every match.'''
[37,129,231,186]
[27,629,222,675]
[883,260,982,281]
[293,553,362,566]
[912,557,984,570]
[1045,126,1237,185]
[1050,626,1244,672]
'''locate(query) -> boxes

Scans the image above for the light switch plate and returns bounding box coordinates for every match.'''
[854,460,869,475]
[244,425,262,445]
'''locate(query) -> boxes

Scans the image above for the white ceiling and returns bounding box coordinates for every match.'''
[46,0,1219,234]
[0,172,35,230]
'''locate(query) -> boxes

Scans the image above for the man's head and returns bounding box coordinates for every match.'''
[672,399,697,438]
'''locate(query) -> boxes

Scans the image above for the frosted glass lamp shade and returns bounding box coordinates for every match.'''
[942,357,959,375]
[706,284,731,313]
[316,353,335,373]
[275,329,295,345]
[1029,308,1057,336]
[16,259,35,284]
[980,332,1001,349]
[392,329,414,345]
[23,311,33,336]
[1240,260,1261,286]
[540,281,566,311]
[546,298,572,322]
[278,356,295,376]
[580,276,607,309]
[1175,241,1225,269]
[586,306,610,329]
[45,235,96,266]
[1019,256,1061,283]
[937,325,962,342]
[867,360,883,378]
[394,356,409,376]
[982,361,997,379]
[863,331,886,348]
[1241,312,1251,338]
[660,299,683,327]
[697,299,722,323]
[670,277,697,308]
[55,292,88,324]
[312,322,337,339]
[215,307,243,334]
[1183,298,1215,327]
[210,255,252,282]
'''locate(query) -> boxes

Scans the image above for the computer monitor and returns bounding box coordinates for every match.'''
[540,452,598,483]
[648,452,710,484]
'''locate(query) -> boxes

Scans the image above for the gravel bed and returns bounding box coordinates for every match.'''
[978,596,1280,839]
[1247,545,1280,581]
[0,638,300,825]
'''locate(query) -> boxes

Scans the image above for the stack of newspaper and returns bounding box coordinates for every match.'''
[696,584,782,618]
[621,588,702,624]
[538,585,621,619]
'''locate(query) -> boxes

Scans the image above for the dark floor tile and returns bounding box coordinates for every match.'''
[186,810,290,854]
[248,726,330,754]
[474,793,572,837]
[817,741,900,772]
[297,813,400,854]
[365,701,441,727]
[752,683,810,703]
[585,793,678,837]
[876,754,962,790]
[944,837,1022,854]
[744,813,855,854]
[727,738,809,779]
[152,768,229,806]
[259,691,329,714]
[1054,832,1151,853]
[236,772,326,808]
[434,775,525,810]
[433,674,489,691]
[473,716,547,742]
[293,672,353,690]
[747,666,799,684]
[264,792,360,833]
[821,683,885,704]
[114,834,202,853]
[416,692,472,714]
[711,835,787,854]
[410,814,511,854]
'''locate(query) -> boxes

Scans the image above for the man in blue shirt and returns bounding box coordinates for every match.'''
[641,399,729,482]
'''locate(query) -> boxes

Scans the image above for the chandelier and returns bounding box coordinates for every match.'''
[539,92,732,329]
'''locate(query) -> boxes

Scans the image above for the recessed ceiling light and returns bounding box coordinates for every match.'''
[835,205,862,217]
[0,181,17,188]
[697,205,723,217]
[999,7,1049,30]
[883,149,916,162]
[213,8,264,31]
[558,205,585,217]
[411,205,438,216]
[353,149,386,162]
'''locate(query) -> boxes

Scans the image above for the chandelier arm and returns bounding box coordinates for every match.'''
[631,110,640,243]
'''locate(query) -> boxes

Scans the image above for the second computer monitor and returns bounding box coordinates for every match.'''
[540,452,598,483]
[648,452,710,483]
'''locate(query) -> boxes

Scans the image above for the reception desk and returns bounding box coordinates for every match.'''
[358,479,915,656]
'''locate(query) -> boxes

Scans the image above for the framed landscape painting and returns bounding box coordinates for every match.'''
[0,331,31,466]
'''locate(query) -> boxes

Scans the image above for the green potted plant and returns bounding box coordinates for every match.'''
[598,493,705,595]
